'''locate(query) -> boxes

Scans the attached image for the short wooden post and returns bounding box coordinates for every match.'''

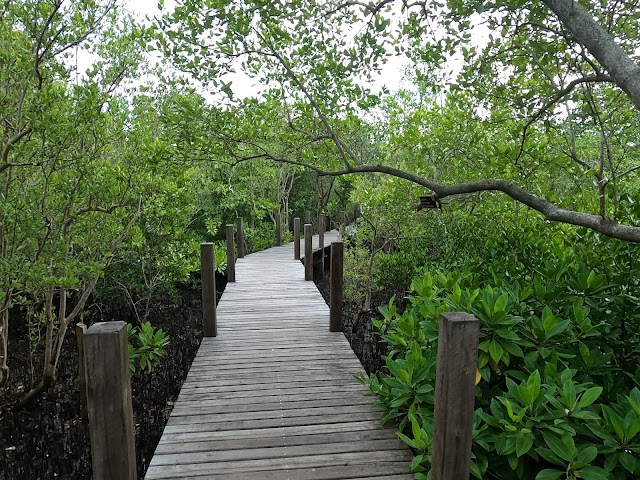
[305,211,311,226]
[275,212,282,246]
[75,322,88,421]
[294,217,301,260]
[85,322,136,480]
[329,242,344,332]
[318,215,325,280]
[200,243,217,337]
[236,217,245,258]
[304,224,313,281]
[431,312,480,480]
[319,214,325,251]
[225,224,235,283]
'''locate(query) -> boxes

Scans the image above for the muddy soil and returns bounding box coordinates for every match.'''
[0,277,226,480]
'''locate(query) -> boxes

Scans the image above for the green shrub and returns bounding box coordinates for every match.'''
[362,267,640,479]
[127,322,170,372]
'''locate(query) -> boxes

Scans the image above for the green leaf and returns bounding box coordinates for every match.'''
[489,340,503,363]
[542,431,575,462]
[527,370,541,403]
[577,387,603,409]
[574,446,598,468]
[535,469,563,480]
[516,433,534,457]
[494,292,508,314]
[619,452,637,473]
[579,466,609,480]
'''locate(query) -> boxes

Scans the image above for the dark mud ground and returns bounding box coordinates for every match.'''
[0,255,405,479]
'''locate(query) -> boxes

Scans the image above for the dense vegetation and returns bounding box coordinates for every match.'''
[1,0,640,479]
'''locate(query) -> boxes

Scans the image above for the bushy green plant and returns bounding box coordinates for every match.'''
[127,322,169,372]
[363,265,640,479]
[244,223,276,253]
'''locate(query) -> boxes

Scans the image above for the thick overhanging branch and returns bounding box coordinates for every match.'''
[542,0,640,111]
[235,153,640,243]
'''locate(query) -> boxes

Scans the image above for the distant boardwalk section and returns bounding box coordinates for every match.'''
[145,230,414,479]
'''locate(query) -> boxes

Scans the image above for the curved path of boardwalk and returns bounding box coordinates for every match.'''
[145,230,413,480]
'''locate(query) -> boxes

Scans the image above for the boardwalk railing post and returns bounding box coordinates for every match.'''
[236,217,245,258]
[319,214,325,250]
[85,321,136,480]
[318,214,325,280]
[294,217,301,260]
[200,243,217,337]
[275,212,282,246]
[329,242,344,332]
[75,322,88,422]
[304,224,313,281]
[431,312,479,480]
[226,224,235,283]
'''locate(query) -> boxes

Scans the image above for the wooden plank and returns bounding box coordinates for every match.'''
[158,420,393,444]
[151,438,407,465]
[155,429,398,454]
[148,463,413,480]
[146,451,412,478]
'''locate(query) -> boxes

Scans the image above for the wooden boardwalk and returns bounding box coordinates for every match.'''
[145,231,414,479]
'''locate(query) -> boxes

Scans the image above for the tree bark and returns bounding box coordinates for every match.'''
[542,0,640,111]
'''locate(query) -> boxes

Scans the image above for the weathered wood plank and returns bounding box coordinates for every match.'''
[147,462,413,480]
[157,420,394,444]
[146,451,412,478]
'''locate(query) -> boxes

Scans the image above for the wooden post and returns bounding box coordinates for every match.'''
[318,215,325,280]
[319,214,325,251]
[294,217,301,260]
[85,322,136,480]
[275,212,282,246]
[200,243,217,337]
[330,242,344,332]
[236,217,245,258]
[75,322,88,422]
[225,224,235,283]
[304,224,313,281]
[431,312,480,480]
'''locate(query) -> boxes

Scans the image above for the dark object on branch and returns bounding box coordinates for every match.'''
[417,194,441,212]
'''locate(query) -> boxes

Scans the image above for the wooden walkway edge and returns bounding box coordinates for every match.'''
[145,230,414,479]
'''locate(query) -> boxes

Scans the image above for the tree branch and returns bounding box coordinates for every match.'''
[234,153,640,243]
[515,75,615,164]
[542,0,640,111]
